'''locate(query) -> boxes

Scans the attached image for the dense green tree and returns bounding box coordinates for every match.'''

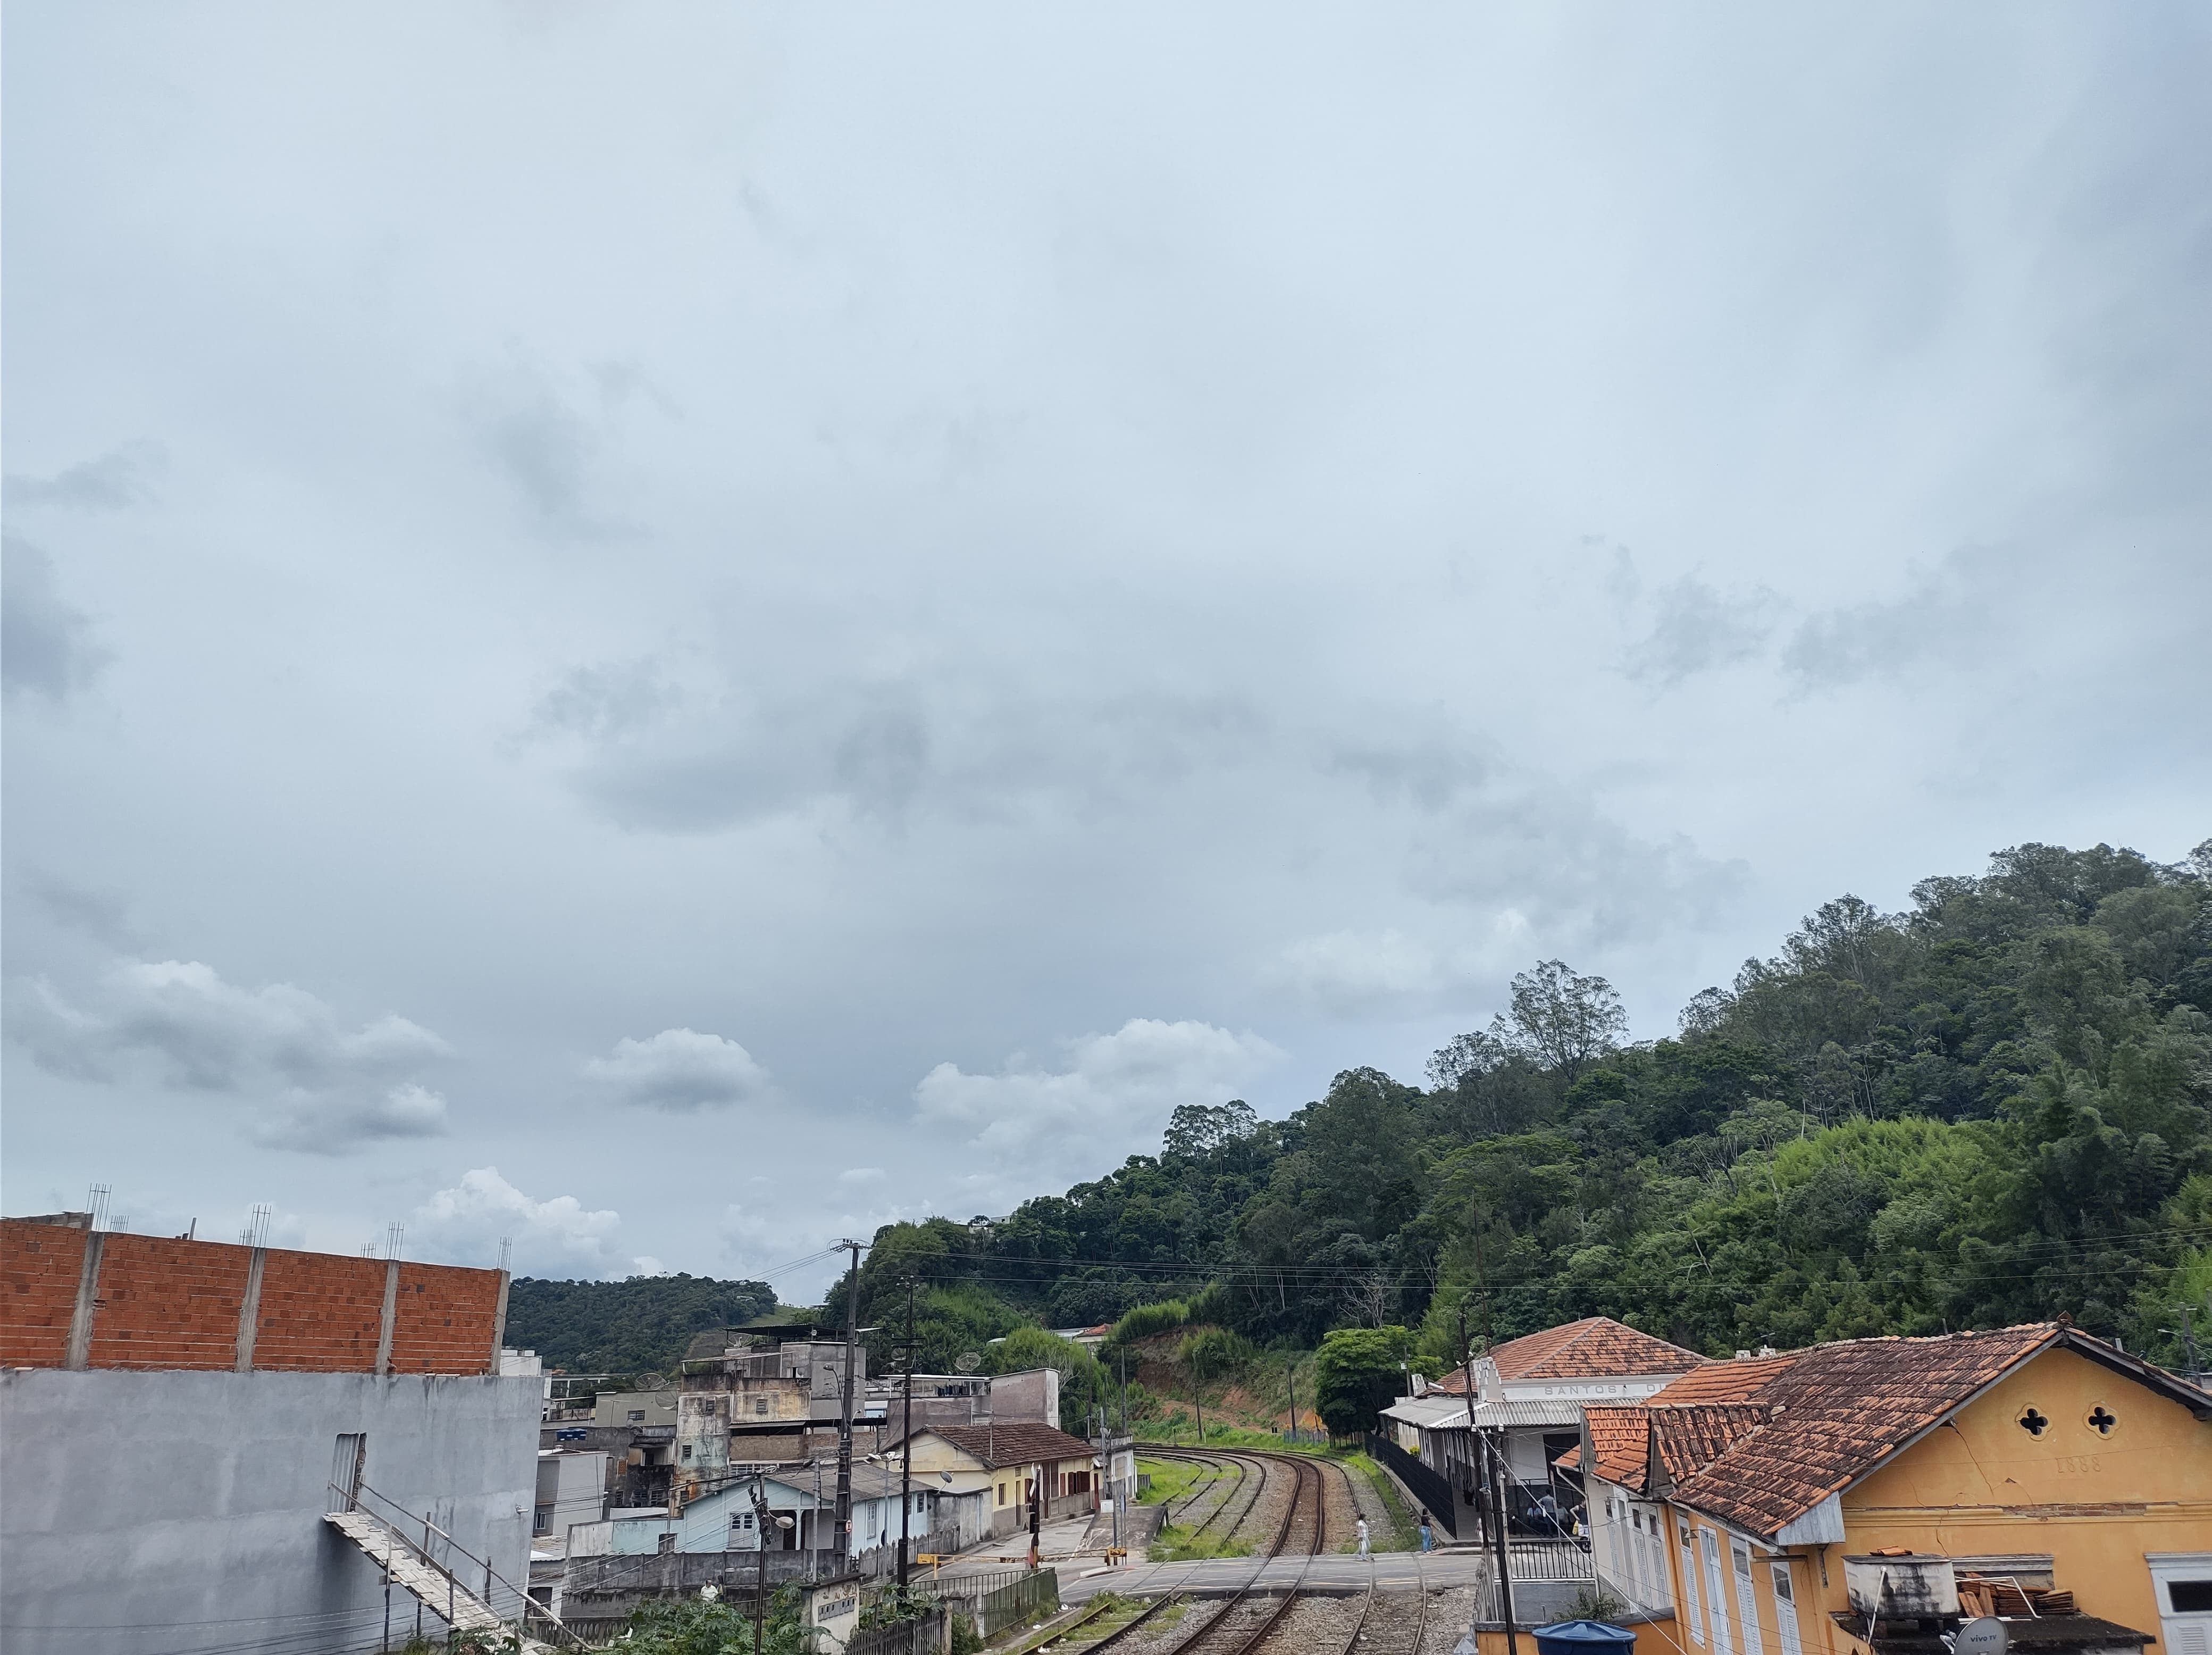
[1312,1326,1415,1434]
[504,1274,777,1374]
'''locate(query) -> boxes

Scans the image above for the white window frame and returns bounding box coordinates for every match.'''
[1771,1560,1803,1655]
[1679,1516,1705,1646]
[1732,1540,1766,1655]
[1702,1526,1736,1655]
[2148,1553,2212,1655]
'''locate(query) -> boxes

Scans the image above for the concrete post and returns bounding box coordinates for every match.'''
[64,1232,108,1371]
[488,1270,511,1374]
[234,1247,267,1373]
[375,1259,401,1376]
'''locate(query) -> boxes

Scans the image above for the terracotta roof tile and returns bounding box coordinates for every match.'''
[1492,1318,1708,1381]
[1647,1354,1798,1405]
[912,1422,1097,1469]
[1664,1324,2062,1538]
[1580,1405,1651,1486]
[1649,1405,1772,1486]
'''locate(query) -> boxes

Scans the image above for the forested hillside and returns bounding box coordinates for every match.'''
[505,1273,779,1373]
[836,840,2212,1385]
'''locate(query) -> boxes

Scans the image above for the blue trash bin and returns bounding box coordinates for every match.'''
[1532,1620,1638,1655]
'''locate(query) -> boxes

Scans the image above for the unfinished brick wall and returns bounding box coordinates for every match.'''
[0,1222,89,1367]
[84,1234,254,1370]
[250,1250,389,1372]
[387,1264,506,1374]
[0,1219,504,1374]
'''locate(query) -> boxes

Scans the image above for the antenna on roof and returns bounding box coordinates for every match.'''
[384,1222,405,1262]
[87,1183,112,1231]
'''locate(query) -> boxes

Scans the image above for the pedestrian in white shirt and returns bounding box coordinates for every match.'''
[1356,1517,1370,1557]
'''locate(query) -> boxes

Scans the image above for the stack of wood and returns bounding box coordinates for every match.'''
[1957,1577,2076,1618]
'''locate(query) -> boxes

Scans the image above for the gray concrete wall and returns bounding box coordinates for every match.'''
[2,1367,540,1655]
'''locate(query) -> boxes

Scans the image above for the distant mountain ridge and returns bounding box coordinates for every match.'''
[504,1273,778,1373]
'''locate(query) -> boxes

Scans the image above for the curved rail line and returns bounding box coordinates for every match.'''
[1147,1450,1271,1548]
[1146,1453,1327,1655]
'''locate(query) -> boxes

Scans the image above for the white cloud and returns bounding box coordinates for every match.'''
[584,1027,774,1111]
[9,956,451,1152]
[410,1166,625,1276]
[915,1018,1281,1202]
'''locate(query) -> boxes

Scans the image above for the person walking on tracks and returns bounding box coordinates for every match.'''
[1419,1516,1433,1553]
[1356,1517,1371,1557]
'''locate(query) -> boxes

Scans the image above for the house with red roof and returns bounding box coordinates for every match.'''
[1564,1323,2210,1655]
[1381,1316,1705,1540]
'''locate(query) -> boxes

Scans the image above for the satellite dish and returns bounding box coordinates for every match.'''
[1956,1620,2009,1655]
[955,1352,981,1373]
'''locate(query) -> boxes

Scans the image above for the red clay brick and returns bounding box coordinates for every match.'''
[249,1250,387,1371]
[0,1224,502,1374]
[1,1222,91,1366]
[85,1236,255,1370]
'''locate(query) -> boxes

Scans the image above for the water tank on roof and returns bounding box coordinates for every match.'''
[1531,1620,1638,1655]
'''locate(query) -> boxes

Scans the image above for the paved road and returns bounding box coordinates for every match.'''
[1058,1550,1488,1603]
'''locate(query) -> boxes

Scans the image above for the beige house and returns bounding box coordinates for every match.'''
[897,1422,1100,1542]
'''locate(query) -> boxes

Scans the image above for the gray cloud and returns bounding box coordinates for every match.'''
[3,440,163,510]
[585,1028,775,1113]
[251,1083,451,1156]
[10,958,451,1152]
[3,537,109,703]
[1624,577,1785,687]
[470,363,651,540]
[1782,547,2004,687]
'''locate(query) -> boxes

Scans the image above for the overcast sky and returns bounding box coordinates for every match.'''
[5,5,2207,1300]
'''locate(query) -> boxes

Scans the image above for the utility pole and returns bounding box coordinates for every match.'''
[898,1280,916,1590]
[750,1473,773,1654]
[1286,1359,1298,1443]
[1456,1309,1482,1538]
[1487,1430,1520,1655]
[834,1239,862,1575]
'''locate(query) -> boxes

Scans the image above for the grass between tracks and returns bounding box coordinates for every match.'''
[1336,1451,1420,1553]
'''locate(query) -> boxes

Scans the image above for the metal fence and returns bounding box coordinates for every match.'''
[939,1569,1059,1640]
[845,1609,951,1655]
[1508,1540,1596,1582]
[1365,1432,1460,1539]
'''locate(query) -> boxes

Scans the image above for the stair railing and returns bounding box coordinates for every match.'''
[330,1478,591,1649]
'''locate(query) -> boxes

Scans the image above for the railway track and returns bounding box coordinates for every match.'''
[1147,1450,1270,1547]
[1092,1451,1430,1655]
[1337,1554,1430,1655]
[1113,1453,1327,1655]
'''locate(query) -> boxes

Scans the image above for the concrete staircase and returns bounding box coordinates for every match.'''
[324,1508,546,1649]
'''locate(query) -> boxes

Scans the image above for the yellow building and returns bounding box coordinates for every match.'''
[1574,1324,2210,1655]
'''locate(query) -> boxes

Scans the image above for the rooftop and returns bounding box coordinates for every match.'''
[1427,1318,1705,1391]
[1577,1405,1653,1486]
[908,1422,1099,1468]
[1653,1323,2212,1540]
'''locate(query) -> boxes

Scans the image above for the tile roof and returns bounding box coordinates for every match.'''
[1646,1354,1797,1405]
[1579,1405,1652,1486]
[1493,1317,1707,1381]
[1648,1405,1773,1487]
[914,1422,1098,1469]
[1663,1324,2063,1538]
